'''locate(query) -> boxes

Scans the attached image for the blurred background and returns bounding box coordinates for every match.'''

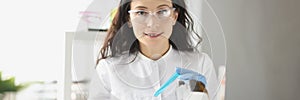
[0,0,299,100]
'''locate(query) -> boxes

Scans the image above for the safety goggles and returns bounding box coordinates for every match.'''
[128,7,176,24]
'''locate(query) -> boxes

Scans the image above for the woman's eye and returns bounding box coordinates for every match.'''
[157,9,169,15]
[136,11,148,16]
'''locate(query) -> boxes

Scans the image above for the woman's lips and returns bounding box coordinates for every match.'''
[144,32,163,38]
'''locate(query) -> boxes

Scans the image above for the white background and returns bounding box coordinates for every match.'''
[0,0,93,83]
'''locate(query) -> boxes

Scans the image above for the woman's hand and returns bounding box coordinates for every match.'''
[176,67,208,93]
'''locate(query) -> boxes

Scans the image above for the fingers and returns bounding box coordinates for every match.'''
[178,73,194,80]
[176,67,198,75]
[176,67,207,86]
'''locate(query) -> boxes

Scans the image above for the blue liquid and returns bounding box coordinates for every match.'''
[154,72,179,97]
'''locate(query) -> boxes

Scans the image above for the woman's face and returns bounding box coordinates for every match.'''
[129,0,178,46]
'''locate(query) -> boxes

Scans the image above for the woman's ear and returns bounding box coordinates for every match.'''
[127,21,132,28]
[172,12,178,25]
[127,16,133,28]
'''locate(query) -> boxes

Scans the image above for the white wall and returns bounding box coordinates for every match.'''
[207,0,300,99]
[0,0,91,82]
[0,0,94,100]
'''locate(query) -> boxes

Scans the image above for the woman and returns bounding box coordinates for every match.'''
[89,0,218,100]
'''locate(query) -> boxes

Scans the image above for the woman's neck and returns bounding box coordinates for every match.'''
[139,42,170,60]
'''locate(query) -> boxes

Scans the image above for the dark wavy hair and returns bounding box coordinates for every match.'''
[97,0,202,64]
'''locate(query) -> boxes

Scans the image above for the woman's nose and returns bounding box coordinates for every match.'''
[145,15,159,27]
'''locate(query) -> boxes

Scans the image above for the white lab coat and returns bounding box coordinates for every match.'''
[88,46,218,100]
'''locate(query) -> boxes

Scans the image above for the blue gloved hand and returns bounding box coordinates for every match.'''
[153,67,207,97]
[176,67,207,86]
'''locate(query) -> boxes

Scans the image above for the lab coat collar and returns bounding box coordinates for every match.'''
[137,45,174,62]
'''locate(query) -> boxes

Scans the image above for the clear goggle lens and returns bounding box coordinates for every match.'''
[128,7,176,24]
